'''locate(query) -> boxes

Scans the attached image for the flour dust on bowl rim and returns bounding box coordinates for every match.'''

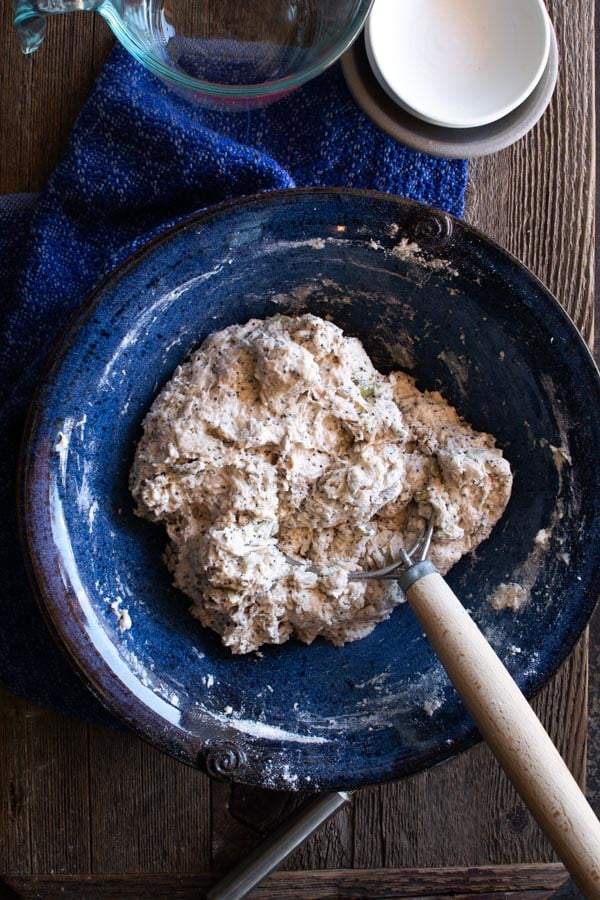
[20,188,600,792]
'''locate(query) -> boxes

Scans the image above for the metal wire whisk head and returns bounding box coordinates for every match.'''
[348,515,435,582]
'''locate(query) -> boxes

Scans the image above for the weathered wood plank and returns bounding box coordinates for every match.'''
[282,799,353,871]
[210,781,253,872]
[0,689,32,875]
[25,704,91,874]
[465,1,595,338]
[0,5,114,195]
[2,862,570,898]
[87,723,212,873]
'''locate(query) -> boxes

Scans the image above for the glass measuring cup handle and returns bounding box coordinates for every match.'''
[14,0,103,54]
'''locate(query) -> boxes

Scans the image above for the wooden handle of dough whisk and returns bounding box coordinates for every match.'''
[406,571,600,899]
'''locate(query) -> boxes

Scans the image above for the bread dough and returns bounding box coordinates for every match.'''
[130,313,512,654]
[489,582,528,612]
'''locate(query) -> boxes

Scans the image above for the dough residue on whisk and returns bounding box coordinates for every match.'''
[130,313,512,654]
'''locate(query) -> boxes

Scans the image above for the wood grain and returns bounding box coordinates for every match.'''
[0,0,595,892]
[1,863,570,898]
[0,691,32,875]
[0,7,114,194]
[26,705,91,874]
[465,0,595,340]
[86,722,212,874]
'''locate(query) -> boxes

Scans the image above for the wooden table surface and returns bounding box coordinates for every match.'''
[0,2,595,898]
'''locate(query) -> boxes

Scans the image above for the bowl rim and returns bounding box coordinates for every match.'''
[19,186,600,789]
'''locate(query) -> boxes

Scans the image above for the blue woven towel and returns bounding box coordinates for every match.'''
[0,44,467,722]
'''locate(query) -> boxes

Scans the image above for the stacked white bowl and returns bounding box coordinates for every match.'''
[365,0,551,130]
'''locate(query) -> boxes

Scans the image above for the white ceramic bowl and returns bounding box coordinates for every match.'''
[365,0,551,129]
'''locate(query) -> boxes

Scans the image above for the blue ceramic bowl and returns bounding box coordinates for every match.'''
[21,189,600,791]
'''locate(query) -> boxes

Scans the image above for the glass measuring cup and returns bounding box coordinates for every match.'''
[14,0,374,109]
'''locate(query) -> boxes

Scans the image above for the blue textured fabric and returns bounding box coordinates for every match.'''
[0,44,467,721]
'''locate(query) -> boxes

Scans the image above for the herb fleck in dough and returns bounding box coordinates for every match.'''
[130,314,512,654]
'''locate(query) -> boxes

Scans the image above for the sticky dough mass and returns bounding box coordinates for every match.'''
[130,313,512,654]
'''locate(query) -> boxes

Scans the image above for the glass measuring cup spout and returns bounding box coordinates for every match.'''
[15,1,103,54]
[14,0,374,109]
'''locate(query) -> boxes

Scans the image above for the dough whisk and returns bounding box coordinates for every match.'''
[211,514,600,899]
